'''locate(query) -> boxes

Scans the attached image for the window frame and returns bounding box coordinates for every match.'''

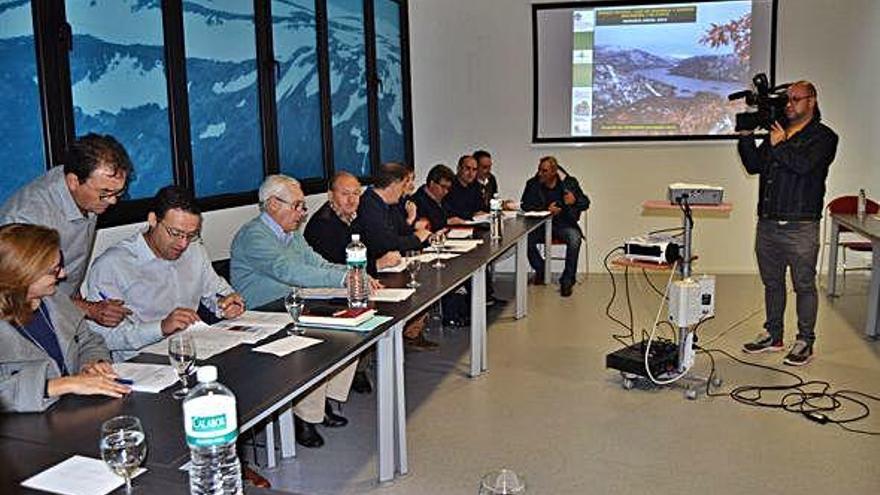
[14,0,413,228]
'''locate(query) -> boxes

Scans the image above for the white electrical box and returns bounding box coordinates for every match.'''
[668,278,702,327]
[697,274,716,318]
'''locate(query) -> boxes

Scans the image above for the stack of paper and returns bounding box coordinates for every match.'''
[299,288,414,302]
[377,260,408,273]
[141,321,256,359]
[112,362,179,393]
[446,228,474,239]
[520,210,551,217]
[443,239,482,253]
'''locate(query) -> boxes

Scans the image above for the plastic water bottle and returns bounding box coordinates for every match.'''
[857,188,867,219]
[184,366,243,495]
[490,193,503,241]
[346,234,369,308]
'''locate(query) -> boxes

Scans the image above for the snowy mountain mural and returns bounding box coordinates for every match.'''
[0,0,406,201]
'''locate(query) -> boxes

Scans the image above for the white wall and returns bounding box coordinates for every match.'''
[408,0,880,273]
[94,0,880,272]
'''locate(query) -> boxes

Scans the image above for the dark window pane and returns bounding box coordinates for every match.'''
[183,1,263,197]
[374,0,406,165]
[272,0,324,180]
[327,0,370,176]
[66,0,172,200]
[0,0,45,204]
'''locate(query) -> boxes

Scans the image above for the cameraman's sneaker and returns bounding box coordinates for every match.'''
[742,332,784,354]
[783,340,813,366]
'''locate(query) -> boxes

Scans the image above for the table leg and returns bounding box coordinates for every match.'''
[515,235,528,319]
[866,240,880,338]
[278,408,296,459]
[470,266,487,377]
[827,219,840,296]
[376,325,396,482]
[544,219,552,285]
[392,322,408,475]
[264,422,276,469]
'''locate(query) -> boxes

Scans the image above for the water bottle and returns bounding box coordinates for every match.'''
[184,366,243,495]
[346,234,369,308]
[857,188,867,219]
[490,193,503,241]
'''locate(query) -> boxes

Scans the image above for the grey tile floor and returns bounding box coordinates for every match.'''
[252,273,880,494]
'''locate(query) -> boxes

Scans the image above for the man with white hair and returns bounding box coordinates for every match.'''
[230,174,359,449]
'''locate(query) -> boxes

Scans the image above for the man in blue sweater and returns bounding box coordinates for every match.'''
[230,174,362,449]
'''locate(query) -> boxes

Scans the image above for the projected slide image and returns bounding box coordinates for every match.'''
[589,1,752,136]
[571,87,592,136]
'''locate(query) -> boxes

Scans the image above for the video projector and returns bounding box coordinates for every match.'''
[624,234,682,264]
[668,183,723,206]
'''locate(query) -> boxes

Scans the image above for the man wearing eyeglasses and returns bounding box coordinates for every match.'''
[0,133,133,327]
[230,174,362,449]
[738,80,839,366]
[83,186,245,362]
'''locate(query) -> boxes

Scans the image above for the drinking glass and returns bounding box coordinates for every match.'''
[284,286,305,335]
[429,231,447,269]
[100,415,147,494]
[405,250,421,288]
[479,468,526,495]
[168,333,196,399]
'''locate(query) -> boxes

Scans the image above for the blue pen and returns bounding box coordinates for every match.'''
[98,291,135,324]
[115,378,134,385]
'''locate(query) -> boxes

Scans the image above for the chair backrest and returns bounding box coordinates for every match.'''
[827,195,880,215]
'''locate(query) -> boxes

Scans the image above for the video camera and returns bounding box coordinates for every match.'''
[728,73,791,132]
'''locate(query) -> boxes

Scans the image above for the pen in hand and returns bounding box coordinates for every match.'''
[98,290,136,325]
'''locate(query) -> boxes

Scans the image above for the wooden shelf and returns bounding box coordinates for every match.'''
[610,255,697,271]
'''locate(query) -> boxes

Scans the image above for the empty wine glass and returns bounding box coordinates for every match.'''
[100,415,147,494]
[430,231,446,269]
[284,286,305,335]
[405,250,421,288]
[168,333,196,399]
[479,468,526,494]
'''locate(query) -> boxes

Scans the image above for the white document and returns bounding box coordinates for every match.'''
[253,335,323,357]
[416,252,458,263]
[370,288,415,302]
[446,228,474,239]
[377,260,408,273]
[300,287,347,299]
[112,362,178,394]
[443,239,483,253]
[218,311,292,328]
[140,322,250,359]
[21,455,145,495]
[521,210,551,217]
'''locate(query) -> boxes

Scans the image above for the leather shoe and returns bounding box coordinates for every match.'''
[243,465,271,488]
[404,333,440,349]
[352,370,373,394]
[560,281,573,297]
[322,403,348,428]
[294,416,324,448]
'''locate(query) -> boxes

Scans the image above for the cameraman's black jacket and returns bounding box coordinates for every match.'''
[738,117,838,221]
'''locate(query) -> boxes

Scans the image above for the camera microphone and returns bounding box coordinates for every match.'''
[727,90,752,101]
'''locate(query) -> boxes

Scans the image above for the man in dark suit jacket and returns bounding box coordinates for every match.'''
[473,149,499,212]
[444,155,486,220]
[521,156,590,297]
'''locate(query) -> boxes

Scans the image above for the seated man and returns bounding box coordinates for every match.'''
[84,186,245,362]
[304,171,401,273]
[444,154,487,221]
[356,163,438,346]
[231,174,359,448]
[473,149,499,213]
[303,171,399,393]
[521,156,590,297]
[412,164,458,231]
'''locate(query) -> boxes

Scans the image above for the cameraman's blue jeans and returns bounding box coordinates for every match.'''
[527,226,582,286]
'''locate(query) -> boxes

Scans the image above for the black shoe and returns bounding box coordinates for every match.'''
[560,282,573,297]
[294,416,324,448]
[742,332,784,354]
[783,340,813,366]
[352,370,373,394]
[322,403,348,428]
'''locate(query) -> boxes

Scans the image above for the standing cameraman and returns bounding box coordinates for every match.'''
[738,80,838,366]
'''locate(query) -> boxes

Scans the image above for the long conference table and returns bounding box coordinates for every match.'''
[0,214,552,492]
[826,213,880,338]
